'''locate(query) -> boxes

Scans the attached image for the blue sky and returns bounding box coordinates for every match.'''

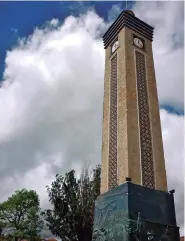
[0,1,183,115]
[0,1,184,235]
[0,1,133,81]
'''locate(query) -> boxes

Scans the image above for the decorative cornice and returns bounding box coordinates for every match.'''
[103,10,154,49]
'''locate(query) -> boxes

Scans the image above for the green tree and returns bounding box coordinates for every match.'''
[0,189,44,241]
[43,165,101,241]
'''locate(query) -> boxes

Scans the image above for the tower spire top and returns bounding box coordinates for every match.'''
[124,9,135,16]
[125,0,135,15]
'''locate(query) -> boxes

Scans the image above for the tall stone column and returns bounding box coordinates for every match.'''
[93,10,180,241]
[101,10,167,194]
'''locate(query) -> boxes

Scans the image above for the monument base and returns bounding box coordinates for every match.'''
[92,181,180,241]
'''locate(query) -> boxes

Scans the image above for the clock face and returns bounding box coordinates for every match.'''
[111,40,119,53]
[134,37,144,49]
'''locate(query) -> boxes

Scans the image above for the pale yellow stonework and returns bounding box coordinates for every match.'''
[100,24,168,194]
[100,48,110,194]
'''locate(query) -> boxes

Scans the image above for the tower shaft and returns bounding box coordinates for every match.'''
[101,11,167,193]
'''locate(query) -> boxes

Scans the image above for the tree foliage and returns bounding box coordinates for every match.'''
[0,189,44,241]
[43,165,101,241]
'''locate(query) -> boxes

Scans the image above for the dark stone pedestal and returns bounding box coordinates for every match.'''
[92,182,180,241]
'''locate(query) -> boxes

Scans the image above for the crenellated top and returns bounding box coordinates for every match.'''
[103,10,154,49]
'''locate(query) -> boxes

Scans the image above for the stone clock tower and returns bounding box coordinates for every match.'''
[92,10,180,241]
[101,10,167,194]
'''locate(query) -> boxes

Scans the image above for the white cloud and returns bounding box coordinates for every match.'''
[1,162,55,207]
[160,109,184,234]
[107,4,123,23]
[50,19,59,27]
[133,1,184,110]
[0,1,184,235]
[0,10,105,199]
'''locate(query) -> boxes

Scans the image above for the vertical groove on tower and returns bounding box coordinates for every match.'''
[135,51,155,189]
[108,54,118,189]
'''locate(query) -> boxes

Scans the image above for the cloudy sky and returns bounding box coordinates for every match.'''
[0,0,184,235]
